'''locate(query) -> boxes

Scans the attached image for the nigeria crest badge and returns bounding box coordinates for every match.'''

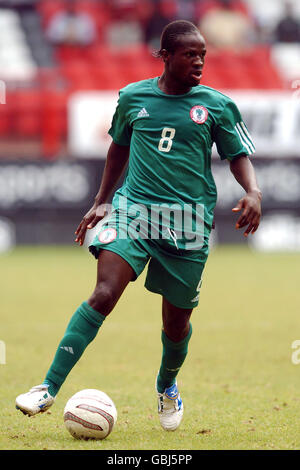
[190,105,208,124]
[98,228,117,244]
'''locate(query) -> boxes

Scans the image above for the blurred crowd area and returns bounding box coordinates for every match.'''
[3,0,300,48]
[0,0,299,158]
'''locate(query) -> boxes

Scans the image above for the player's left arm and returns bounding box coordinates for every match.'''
[229,155,262,237]
[213,100,262,237]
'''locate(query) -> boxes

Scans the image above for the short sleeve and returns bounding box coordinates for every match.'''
[108,90,132,146]
[213,100,255,161]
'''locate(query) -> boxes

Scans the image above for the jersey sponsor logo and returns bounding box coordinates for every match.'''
[98,227,117,244]
[137,107,149,118]
[190,105,208,124]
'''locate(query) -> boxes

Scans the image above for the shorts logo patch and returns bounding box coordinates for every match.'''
[191,278,203,302]
[98,228,117,244]
[190,105,208,124]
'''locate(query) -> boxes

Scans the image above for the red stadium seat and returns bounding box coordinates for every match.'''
[55,45,86,63]
[12,91,42,137]
[0,105,10,136]
[202,47,284,90]
[14,114,42,138]
[40,90,69,156]
[85,44,114,63]
[91,62,126,89]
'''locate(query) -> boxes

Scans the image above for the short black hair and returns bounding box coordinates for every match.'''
[156,20,200,57]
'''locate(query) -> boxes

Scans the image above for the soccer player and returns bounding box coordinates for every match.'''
[16,20,261,431]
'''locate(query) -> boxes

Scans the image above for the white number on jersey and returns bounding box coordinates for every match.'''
[158,127,176,153]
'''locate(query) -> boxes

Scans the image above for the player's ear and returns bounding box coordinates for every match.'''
[160,49,169,63]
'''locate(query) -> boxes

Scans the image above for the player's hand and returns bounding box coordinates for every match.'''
[75,204,108,246]
[232,190,262,237]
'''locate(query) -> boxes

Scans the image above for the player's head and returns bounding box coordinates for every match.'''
[157,20,206,88]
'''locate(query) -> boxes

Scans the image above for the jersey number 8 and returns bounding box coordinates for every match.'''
[158,127,176,153]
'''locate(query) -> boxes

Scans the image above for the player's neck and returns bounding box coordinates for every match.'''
[158,73,191,95]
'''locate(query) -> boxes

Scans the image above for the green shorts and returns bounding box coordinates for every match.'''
[89,211,209,309]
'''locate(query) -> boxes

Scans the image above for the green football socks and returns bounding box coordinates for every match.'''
[156,323,193,394]
[43,301,105,397]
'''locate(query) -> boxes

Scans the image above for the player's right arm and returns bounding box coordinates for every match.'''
[75,141,129,246]
[76,87,132,245]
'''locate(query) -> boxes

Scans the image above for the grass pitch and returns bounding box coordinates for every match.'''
[0,245,300,450]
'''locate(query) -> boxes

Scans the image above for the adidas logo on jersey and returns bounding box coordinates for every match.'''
[60,346,74,354]
[137,107,149,118]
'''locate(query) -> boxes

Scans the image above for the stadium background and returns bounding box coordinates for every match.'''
[0,0,299,251]
[0,0,300,452]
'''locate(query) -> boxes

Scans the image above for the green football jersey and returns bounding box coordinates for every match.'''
[108,77,255,243]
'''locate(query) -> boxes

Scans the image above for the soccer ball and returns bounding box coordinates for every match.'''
[63,389,117,440]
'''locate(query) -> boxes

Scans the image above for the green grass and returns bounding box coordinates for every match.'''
[0,245,300,450]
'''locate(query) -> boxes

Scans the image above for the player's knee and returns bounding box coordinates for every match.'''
[164,317,191,342]
[88,283,116,316]
[164,327,189,343]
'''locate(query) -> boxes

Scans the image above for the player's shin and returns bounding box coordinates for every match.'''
[156,323,192,393]
[43,301,106,397]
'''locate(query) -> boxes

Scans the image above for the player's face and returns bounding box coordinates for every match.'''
[165,33,206,89]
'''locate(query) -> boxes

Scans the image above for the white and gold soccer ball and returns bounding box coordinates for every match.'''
[63,389,117,440]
